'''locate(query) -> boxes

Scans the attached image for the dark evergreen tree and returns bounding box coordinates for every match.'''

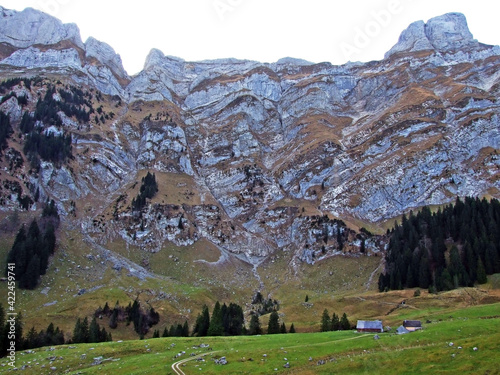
[331,313,340,331]
[162,327,169,337]
[20,255,40,290]
[248,314,261,335]
[174,324,184,337]
[193,305,210,337]
[477,259,487,284]
[168,325,176,337]
[89,317,100,343]
[72,317,90,344]
[182,321,189,337]
[109,309,118,329]
[320,309,331,332]
[0,111,12,152]
[131,172,159,212]
[340,313,350,331]
[207,302,223,336]
[280,322,287,334]
[267,311,280,334]
[289,323,296,333]
[360,238,366,254]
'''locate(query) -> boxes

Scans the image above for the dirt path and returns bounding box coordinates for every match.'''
[366,257,384,291]
[172,351,220,375]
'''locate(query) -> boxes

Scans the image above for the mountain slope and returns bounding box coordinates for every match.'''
[0,7,499,311]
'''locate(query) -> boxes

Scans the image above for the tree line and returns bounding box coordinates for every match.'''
[0,305,112,356]
[379,197,500,293]
[321,310,352,332]
[0,77,38,93]
[95,300,160,339]
[0,111,12,154]
[5,200,59,290]
[131,172,159,212]
[19,83,98,167]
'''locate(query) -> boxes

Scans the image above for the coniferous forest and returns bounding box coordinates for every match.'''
[4,200,59,290]
[0,111,12,152]
[131,172,159,212]
[379,197,500,293]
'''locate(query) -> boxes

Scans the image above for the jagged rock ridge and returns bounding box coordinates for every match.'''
[0,7,499,263]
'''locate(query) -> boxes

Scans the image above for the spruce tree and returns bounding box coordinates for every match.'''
[477,259,487,284]
[21,255,40,290]
[207,302,223,336]
[248,314,261,335]
[169,325,176,337]
[72,318,83,343]
[267,311,280,334]
[193,305,210,337]
[321,309,331,332]
[175,324,184,337]
[182,321,189,337]
[280,322,287,334]
[109,309,118,329]
[162,327,169,337]
[340,313,351,330]
[360,238,366,254]
[89,317,100,343]
[289,323,296,333]
[331,313,340,331]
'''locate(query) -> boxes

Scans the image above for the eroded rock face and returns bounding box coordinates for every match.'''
[0,8,499,261]
[424,12,476,51]
[0,6,84,49]
[1,47,82,69]
[85,37,129,81]
[385,12,483,58]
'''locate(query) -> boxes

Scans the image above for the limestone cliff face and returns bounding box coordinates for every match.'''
[0,6,129,96]
[0,8,499,262]
[0,6,84,49]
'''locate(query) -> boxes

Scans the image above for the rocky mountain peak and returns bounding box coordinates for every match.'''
[85,36,129,80]
[385,12,477,58]
[425,12,476,51]
[0,5,84,49]
[143,48,168,70]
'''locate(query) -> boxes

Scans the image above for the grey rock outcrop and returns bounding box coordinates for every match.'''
[384,21,434,57]
[1,46,82,69]
[425,12,476,51]
[85,37,129,81]
[0,6,84,49]
[385,12,478,58]
[0,6,127,97]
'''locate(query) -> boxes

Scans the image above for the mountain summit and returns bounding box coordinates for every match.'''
[385,12,480,57]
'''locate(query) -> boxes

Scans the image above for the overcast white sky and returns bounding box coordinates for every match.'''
[2,0,500,75]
